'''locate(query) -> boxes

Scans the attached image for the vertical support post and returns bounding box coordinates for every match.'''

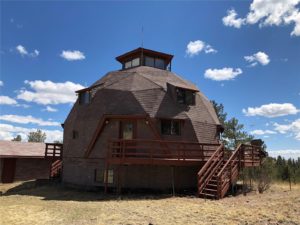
[45,143,48,157]
[171,166,175,196]
[122,140,125,163]
[217,177,221,199]
[242,168,246,196]
[117,165,121,195]
[104,162,109,194]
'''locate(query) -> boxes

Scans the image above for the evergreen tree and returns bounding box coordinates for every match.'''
[211,100,227,125]
[222,118,254,149]
[11,135,22,141]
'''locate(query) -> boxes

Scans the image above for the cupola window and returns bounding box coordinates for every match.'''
[124,57,140,69]
[116,48,173,71]
[176,88,196,105]
[145,56,165,69]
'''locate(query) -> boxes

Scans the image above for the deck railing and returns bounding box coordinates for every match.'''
[45,143,63,158]
[107,139,221,163]
[216,144,264,198]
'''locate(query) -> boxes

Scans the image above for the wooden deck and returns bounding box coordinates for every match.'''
[104,139,266,199]
[106,139,220,166]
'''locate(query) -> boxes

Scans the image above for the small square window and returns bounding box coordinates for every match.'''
[185,90,195,105]
[79,91,90,105]
[176,88,185,104]
[176,88,195,105]
[72,130,78,139]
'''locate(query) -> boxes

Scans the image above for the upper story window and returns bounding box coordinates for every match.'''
[124,57,140,69]
[145,56,165,70]
[79,91,90,105]
[176,88,196,105]
[72,130,79,139]
[161,119,181,136]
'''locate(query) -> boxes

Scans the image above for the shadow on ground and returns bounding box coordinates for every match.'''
[1,180,198,202]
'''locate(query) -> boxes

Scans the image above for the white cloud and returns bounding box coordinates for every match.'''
[244,51,270,67]
[60,50,85,61]
[204,67,243,81]
[0,123,63,142]
[273,118,300,140]
[17,80,85,105]
[186,40,217,57]
[16,45,28,55]
[0,114,60,126]
[243,103,299,118]
[16,45,39,57]
[43,106,58,112]
[222,9,246,28]
[268,149,300,159]
[0,80,4,86]
[250,129,276,135]
[0,96,18,105]
[223,0,300,36]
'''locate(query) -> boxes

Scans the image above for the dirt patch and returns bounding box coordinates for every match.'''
[0,182,299,225]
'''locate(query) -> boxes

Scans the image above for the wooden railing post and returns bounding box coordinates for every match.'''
[122,140,125,163]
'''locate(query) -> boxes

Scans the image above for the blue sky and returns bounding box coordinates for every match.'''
[1,1,300,158]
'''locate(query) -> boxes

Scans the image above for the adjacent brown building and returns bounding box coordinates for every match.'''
[61,48,264,199]
[0,141,51,183]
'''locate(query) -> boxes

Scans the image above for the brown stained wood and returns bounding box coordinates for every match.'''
[1,158,16,183]
[45,143,63,159]
[197,143,265,199]
[84,114,149,158]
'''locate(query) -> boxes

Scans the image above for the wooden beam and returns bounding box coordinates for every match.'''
[84,114,149,158]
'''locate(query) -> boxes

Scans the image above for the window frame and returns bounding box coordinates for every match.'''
[176,88,196,106]
[123,57,141,69]
[161,119,181,136]
[72,130,79,139]
[78,91,91,105]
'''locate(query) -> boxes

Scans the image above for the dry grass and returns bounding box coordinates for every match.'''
[0,181,299,225]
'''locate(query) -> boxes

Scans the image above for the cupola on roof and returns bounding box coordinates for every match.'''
[116,47,174,70]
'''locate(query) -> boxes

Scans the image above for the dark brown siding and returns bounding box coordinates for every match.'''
[1,158,16,183]
[14,158,51,181]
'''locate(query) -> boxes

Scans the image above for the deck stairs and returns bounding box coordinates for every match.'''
[198,143,264,199]
[45,143,63,180]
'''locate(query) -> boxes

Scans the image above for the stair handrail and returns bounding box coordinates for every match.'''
[216,143,243,178]
[197,144,224,196]
[197,143,224,177]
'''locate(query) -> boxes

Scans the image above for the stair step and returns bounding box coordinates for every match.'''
[199,192,217,198]
[203,188,217,192]
[206,183,217,187]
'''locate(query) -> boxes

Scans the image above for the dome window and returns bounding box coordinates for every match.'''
[78,91,90,105]
[176,88,196,105]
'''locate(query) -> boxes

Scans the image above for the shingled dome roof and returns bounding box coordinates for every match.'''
[73,66,220,126]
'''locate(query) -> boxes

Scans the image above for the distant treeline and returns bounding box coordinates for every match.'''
[270,156,300,182]
[245,156,300,184]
